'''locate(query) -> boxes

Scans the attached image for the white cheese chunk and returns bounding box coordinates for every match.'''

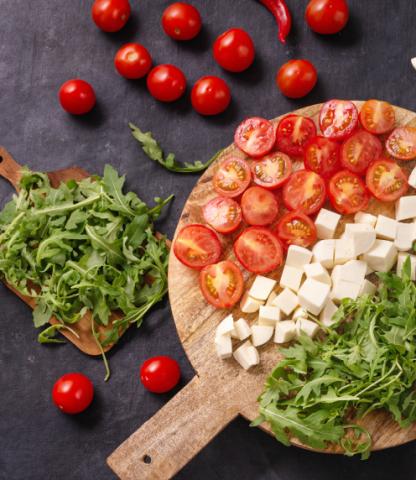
[334,238,356,265]
[292,307,308,320]
[274,320,297,344]
[336,259,367,284]
[248,275,277,301]
[215,334,233,359]
[303,262,331,285]
[251,325,274,347]
[231,318,251,341]
[412,57,416,71]
[331,279,361,304]
[394,222,416,251]
[344,223,376,255]
[354,211,377,228]
[365,262,374,275]
[266,291,277,306]
[258,305,281,326]
[319,300,338,327]
[396,196,416,221]
[375,215,397,240]
[362,239,398,272]
[296,318,320,338]
[312,240,335,269]
[396,253,416,280]
[233,341,259,370]
[315,208,341,239]
[280,265,303,292]
[271,288,298,316]
[408,166,416,189]
[359,279,377,296]
[240,292,264,313]
[285,245,313,268]
[298,278,330,315]
[216,314,235,337]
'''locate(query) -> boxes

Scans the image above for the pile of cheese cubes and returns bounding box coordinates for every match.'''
[215,195,416,370]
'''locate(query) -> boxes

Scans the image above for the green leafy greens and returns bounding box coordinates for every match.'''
[254,258,416,459]
[0,165,172,380]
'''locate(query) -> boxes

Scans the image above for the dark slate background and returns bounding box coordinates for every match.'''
[1,0,416,479]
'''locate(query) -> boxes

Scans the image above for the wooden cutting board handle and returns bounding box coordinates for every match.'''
[107,373,239,480]
[0,146,23,188]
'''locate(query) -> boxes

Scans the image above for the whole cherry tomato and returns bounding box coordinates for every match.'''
[92,0,131,33]
[276,60,317,98]
[59,79,96,115]
[52,373,94,414]
[114,43,152,79]
[162,2,202,40]
[140,356,181,393]
[191,76,231,115]
[305,0,349,35]
[213,28,255,72]
[147,64,186,102]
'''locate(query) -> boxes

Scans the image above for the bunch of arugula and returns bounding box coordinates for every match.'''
[0,165,172,380]
[254,258,416,459]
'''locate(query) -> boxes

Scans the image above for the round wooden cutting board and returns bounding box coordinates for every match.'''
[108,102,416,480]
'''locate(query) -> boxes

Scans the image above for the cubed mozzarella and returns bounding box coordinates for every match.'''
[336,259,367,284]
[297,278,330,316]
[216,314,235,337]
[280,265,303,292]
[362,239,398,272]
[396,253,416,280]
[274,320,297,344]
[359,279,377,296]
[248,275,277,301]
[312,239,335,269]
[315,208,341,239]
[240,292,264,313]
[408,166,416,189]
[304,262,331,285]
[258,305,281,326]
[292,306,308,320]
[296,318,320,338]
[331,279,362,303]
[319,300,338,327]
[412,57,416,71]
[396,196,416,221]
[215,334,233,359]
[354,211,377,228]
[271,288,298,316]
[375,215,397,240]
[334,238,356,265]
[231,318,252,341]
[285,245,313,268]
[394,222,416,251]
[266,291,277,306]
[251,325,274,347]
[233,341,259,370]
[343,223,376,255]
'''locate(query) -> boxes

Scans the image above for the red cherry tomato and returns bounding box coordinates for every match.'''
[234,117,275,158]
[275,211,317,248]
[162,2,202,41]
[147,64,186,102]
[213,28,255,72]
[92,0,131,32]
[366,159,408,202]
[191,76,231,115]
[359,99,396,135]
[276,114,317,157]
[304,136,340,178]
[52,373,94,414]
[319,99,358,141]
[340,130,382,174]
[283,170,326,215]
[386,127,416,161]
[199,260,244,308]
[140,356,181,393]
[251,151,292,190]
[241,186,279,226]
[203,197,242,234]
[59,79,96,115]
[213,157,251,198]
[114,43,152,79]
[276,60,317,99]
[234,227,284,274]
[328,170,370,214]
[305,0,349,35]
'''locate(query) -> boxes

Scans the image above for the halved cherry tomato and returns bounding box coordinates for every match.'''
[173,224,222,269]
[304,136,340,178]
[386,127,416,160]
[276,114,317,157]
[359,99,395,135]
[202,197,242,234]
[283,170,326,215]
[234,117,275,158]
[340,130,382,174]
[251,151,292,190]
[213,157,251,198]
[366,159,408,202]
[199,260,244,308]
[241,186,279,226]
[319,99,358,140]
[328,170,369,214]
[234,227,284,274]
[275,211,317,248]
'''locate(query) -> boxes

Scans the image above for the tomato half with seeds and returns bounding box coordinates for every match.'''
[319,99,358,140]
[174,224,222,269]
[359,99,395,135]
[340,130,382,174]
[241,186,279,226]
[234,227,284,274]
[275,211,317,248]
[251,151,292,190]
[203,197,242,234]
[234,117,275,158]
[366,159,408,202]
[304,136,340,178]
[328,170,369,214]
[199,260,244,309]
[276,114,317,157]
[386,127,416,160]
[213,157,251,198]
[282,170,326,215]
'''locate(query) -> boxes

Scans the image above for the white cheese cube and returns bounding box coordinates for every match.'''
[312,239,335,269]
[334,238,356,265]
[315,208,341,239]
[396,253,416,280]
[359,279,377,296]
[233,341,259,370]
[251,325,274,347]
[304,262,331,285]
[319,300,338,327]
[331,279,362,303]
[280,265,303,292]
[266,291,277,306]
[408,166,416,189]
[258,305,281,326]
[344,223,376,255]
[248,275,277,301]
[274,320,297,344]
[362,239,398,272]
[231,318,251,341]
[337,259,367,284]
[297,278,330,316]
[375,215,397,240]
[285,245,313,268]
[296,318,320,338]
[396,196,416,221]
[365,262,374,275]
[412,57,416,71]
[240,292,264,313]
[331,265,342,284]
[216,314,235,337]
[271,288,298,316]
[292,307,308,320]
[354,211,377,228]
[394,222,416,251]
[215,334,233,359]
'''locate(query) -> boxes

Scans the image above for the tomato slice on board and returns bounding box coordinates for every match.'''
[359,99,395,135]
[251,152,292,190]
[386,127,416,160]
[304,136,340,178]
[282,170,326,215]
[202,197,242,234]
[213,157,251,198]
[340,130,382,174]
[241,186,279,226]
[366,159,408,202]
[319,100,358,141]
[275,211,317,249]
[328,170,370,214]
[199,260,244,309]
[276,114,317,157]
[234,227,284,274]
[234,117,275,158]
[173,224,222,269]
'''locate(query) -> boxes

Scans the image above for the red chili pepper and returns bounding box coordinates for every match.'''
[259,0,292,44]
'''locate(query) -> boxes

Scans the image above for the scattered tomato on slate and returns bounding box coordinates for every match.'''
[162,2,202,41]
[92,0,131,33]
[59,79,96,115]
[191,76,231,115]
[114,43,152,79]
[213,28,255,72]
[276,59,317,98]
[305,0,349,35]
[147,64,186,102]
[140,356,181,393]
[52,373,94,414]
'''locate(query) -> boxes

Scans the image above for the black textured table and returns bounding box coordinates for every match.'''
[1,1,416,479]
